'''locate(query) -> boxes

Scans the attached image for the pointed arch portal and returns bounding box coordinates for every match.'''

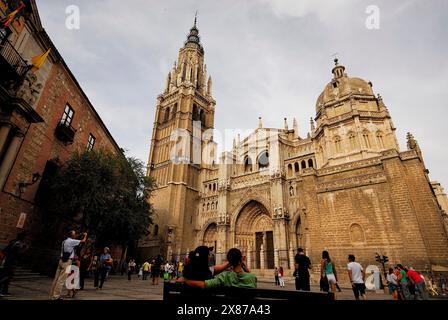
[235,200,274,269]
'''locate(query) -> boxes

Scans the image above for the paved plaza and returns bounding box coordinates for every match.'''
[2,275,394,301]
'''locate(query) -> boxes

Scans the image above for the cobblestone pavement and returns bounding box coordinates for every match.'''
[0,275,397,301]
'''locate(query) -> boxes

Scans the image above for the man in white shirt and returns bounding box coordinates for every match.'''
[347,254,367,300]
[49,230,87,300]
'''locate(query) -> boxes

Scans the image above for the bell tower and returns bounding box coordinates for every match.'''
[143,17,216,260]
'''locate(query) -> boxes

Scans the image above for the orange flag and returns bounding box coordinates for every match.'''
[31,48,51,73]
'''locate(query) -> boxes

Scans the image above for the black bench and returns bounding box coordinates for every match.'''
[163,281,334,303]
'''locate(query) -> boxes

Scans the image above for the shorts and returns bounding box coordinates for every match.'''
[326,273,337,285]
[388,284,399,294]
[352,283,366,297]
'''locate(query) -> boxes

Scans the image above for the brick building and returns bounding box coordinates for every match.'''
[142,21,448,283]
[0,0,121,263]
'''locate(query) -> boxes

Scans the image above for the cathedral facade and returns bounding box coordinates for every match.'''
[140,21,448,280]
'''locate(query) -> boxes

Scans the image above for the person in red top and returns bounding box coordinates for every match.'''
[406,268,429,300]
[278,266,285,288]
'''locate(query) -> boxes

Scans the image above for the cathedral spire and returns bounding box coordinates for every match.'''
[185,12,203,51]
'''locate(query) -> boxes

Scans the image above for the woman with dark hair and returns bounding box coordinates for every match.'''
[321,250,338,299]
[178,248,256,289]
[151,254,163,285]
[183,246,215,281]
[79,248,92,290]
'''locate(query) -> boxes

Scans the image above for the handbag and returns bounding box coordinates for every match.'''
[61,240,71,263]
[320,275,329,292]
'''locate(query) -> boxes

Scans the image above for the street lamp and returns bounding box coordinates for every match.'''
[18,172,41,196]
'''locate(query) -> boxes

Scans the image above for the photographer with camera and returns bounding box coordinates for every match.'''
[49,230,87,300]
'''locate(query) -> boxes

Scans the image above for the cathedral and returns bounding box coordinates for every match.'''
[139,19,448,281]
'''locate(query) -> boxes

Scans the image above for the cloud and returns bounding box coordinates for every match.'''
[36,0,448,188]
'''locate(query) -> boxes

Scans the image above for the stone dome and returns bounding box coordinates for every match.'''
[316,60,375,113]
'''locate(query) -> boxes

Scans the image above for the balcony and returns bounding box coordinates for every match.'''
[0,32,30,83]
[55,122,76,144]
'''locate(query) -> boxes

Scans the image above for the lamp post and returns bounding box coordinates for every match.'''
[18,172,41,197]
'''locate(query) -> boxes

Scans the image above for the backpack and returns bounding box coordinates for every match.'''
[61,240,72,263]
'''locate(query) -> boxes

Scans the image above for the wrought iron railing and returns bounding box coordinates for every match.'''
[0,31,30,78]
[55,121,76,143]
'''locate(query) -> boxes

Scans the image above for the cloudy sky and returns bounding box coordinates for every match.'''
[36,0,448,187]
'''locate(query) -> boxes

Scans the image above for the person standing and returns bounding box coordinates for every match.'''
[347,255,366,300]
[127,259,136,281]
[278,266,285,288]
[406,267,429,300]
[49,231,87,300]
[151,255,162,285]
[321,250,338,299]
[294,248,312,291]
[89,254,99,288]
[439,274,446,295]
[274,267,279,286]
[396,264,411,300]
[98,247,113,290]
[0,231,28,297]
[142,260,150,280]
[177,261,184,278]
[79,248,92,290]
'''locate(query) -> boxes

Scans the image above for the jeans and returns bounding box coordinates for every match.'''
[98,267,107,289]
[401,282,411,300]
[415,281,429,300]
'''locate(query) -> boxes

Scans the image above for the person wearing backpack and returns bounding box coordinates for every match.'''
[0,231,28,297]
[49,230,87,300]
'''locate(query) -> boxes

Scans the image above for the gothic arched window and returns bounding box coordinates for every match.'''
[334,136,342,154]
[258,150,269,169]
[244,156,253,173]
[164,107,170,122]
[363,130,371,149]
[308,159,314,168]
[192,104,198,121]
[200,110,205,126]
[294,162,300,173]
[171,103,178,119]
[348,131,357,150]
[287,164,293,177]
[376,131,384,149]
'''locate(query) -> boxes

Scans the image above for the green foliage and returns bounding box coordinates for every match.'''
[40,149,155,247]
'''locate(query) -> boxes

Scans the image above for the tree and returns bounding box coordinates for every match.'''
[39,149,156,249]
